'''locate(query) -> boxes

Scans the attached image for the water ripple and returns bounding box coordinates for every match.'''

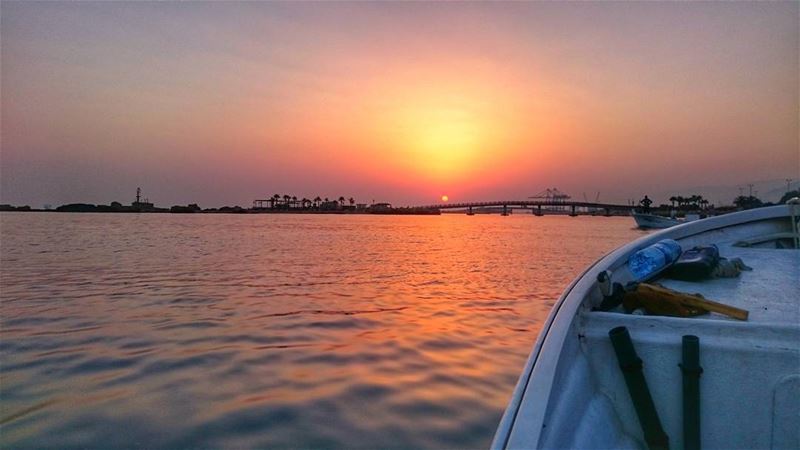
[0,213,642,449]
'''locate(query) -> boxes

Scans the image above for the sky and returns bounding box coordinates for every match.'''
[1,1,798,208]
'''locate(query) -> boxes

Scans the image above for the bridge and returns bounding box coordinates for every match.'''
[412,200,635,216]
[413,188,637,216]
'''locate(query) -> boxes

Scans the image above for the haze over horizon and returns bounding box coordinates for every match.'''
[2,1,798,208]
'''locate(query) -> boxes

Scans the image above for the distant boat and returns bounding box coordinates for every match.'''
[632,212,681,229]
[492,204,800,450]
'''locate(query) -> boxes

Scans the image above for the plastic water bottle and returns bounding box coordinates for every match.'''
[628,239,682,281]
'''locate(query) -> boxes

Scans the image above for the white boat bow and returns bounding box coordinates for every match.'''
[632,213,682,229]
[493,205,799,450]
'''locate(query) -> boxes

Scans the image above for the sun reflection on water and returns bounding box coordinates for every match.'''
[0,213,644,448]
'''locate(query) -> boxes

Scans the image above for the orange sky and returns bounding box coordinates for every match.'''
[1,2,798,207]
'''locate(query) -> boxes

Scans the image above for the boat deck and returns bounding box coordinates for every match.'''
[572,246,800,450]
[658,244,799,325]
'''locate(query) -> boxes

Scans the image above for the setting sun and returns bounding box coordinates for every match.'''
[441,195,449,202]
[389,103,488,183]
[358,72,522,188]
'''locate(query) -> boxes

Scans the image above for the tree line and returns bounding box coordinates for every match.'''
[258,194,359,210]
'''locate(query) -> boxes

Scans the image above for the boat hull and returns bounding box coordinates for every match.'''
[632,213,680,229]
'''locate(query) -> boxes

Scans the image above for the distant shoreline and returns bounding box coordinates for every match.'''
[0,205,442,216]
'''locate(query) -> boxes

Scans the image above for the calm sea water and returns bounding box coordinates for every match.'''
[0,213,645,449]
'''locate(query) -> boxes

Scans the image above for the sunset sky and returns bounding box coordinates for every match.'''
[2,1,798,207]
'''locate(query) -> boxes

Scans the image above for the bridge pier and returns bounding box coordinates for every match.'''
[467,206,474,216]
[502,204,509,216]
[570,205,577,217]
[535,204,543,216]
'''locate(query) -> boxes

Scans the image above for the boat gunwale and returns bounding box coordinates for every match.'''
[491,204,795,449]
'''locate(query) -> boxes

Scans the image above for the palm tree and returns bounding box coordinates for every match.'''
[291,196,297,209]
[669,196,677,209]
[692,195,702,210]
[272,194,281,209]
[283,195,291,210]
[301,198,310,209]
[338,196,345,208]
[313,196,321,209]
[349,197,355,207]
[734,195,762,210]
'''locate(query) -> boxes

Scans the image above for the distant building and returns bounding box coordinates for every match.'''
[132,200,155,211]
[320,200,340,210]
[369,202,392,211]
[132,187,155,211]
